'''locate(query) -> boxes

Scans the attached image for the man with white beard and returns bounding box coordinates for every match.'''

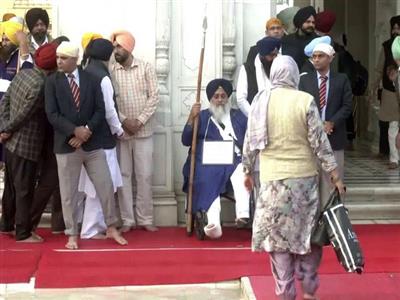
[182,79,249,239]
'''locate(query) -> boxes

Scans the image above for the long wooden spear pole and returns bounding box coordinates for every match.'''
[186,16,207,235]
[16,12,26,74]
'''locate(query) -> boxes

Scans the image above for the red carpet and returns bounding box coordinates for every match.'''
[35,249,267,288]
[0,225,399,289]
[0,250,41,283]
[250,273,400,300]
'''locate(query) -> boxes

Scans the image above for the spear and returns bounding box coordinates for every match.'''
[16,12,27,74]
[186,16,207,235]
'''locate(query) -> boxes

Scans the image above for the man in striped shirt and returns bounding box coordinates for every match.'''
[110,30,159,232]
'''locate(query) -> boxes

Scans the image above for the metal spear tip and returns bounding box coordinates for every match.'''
[202,16,208,31]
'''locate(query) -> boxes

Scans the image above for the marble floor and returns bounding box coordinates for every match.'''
[344,143,400,187]
[0,279,244,300]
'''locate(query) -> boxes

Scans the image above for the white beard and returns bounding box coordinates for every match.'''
[209,102,231,122]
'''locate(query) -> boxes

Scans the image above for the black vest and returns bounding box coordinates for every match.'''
[85,59,118,149]
[243,45,259,104]
[382,38,396,92]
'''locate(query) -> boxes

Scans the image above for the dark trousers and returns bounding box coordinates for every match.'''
[379,120,390,155]
[0,149,37,240]
[30,148,65,232]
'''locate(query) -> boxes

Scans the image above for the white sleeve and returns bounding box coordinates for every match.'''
[236,65,250,117]
[101,76,124,136]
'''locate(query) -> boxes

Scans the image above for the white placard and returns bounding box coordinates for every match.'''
[202,140,234,165]
[0,79,11,93]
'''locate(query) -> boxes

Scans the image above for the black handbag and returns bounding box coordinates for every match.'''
[311,189,335,247]
[312,189,365,273]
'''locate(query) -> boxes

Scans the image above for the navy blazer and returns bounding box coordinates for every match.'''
[299,71,353,150]
[45,68,113,154]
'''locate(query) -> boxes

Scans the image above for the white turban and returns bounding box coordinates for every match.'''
[56,41,79,57]
[312,43,335,57]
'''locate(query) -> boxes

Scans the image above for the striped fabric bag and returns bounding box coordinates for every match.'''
[322,189,365,274]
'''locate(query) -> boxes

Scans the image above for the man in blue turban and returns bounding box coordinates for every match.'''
[78,38,125,239]
[237,37,281,116]
[301,35,332,75]
[182,78,249,240]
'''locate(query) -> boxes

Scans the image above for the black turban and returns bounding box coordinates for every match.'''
[206,79,233,101]
[86,38,114,61]
[25,8,49,32]
[293,6,316,28]
[390,15,400,29]
[256,37,281,56]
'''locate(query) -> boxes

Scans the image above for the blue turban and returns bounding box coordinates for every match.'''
[256,37,281,56]
[86,38,114,61]
[206,78,233,101]
[304,36,332,57]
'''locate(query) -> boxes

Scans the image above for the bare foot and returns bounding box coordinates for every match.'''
[51,230,64,235]
[107,227,128,245]
[65,236,79,249]
[0,229,15,236]
[31,232,44,241]
[139,225,159,232]
[303,293,319,300]
[17,235,43,243]
[119,225,132,233]
[90,233,107,240]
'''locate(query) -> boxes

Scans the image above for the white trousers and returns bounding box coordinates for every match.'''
[79,148,123,239]
[388,121,399,163]
[206,163,250,227]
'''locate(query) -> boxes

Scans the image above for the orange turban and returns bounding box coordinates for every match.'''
[81,32,103,50]
[2,13,16,22]
[266,17,283,30]
[110,30,135,53]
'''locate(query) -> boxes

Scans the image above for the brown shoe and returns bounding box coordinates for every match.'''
[388,162,399,169]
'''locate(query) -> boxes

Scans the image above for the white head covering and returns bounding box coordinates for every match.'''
[312,43,335,57]
[56,41,79,58]
[270,55,300,89]
[9,16,24,25]
[245,55,299,153]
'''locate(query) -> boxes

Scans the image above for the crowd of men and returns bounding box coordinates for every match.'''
[0,8,159,250]
[1,5,400,300]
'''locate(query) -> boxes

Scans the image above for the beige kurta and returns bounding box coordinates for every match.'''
[375,47,400,122]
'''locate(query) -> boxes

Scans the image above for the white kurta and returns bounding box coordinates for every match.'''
[79,76,123,239]
[236,54,272,116]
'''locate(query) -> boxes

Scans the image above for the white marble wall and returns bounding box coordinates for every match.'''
[52,0,274,225]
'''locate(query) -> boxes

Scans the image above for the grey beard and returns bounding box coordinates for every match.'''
[209,102,231,122]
